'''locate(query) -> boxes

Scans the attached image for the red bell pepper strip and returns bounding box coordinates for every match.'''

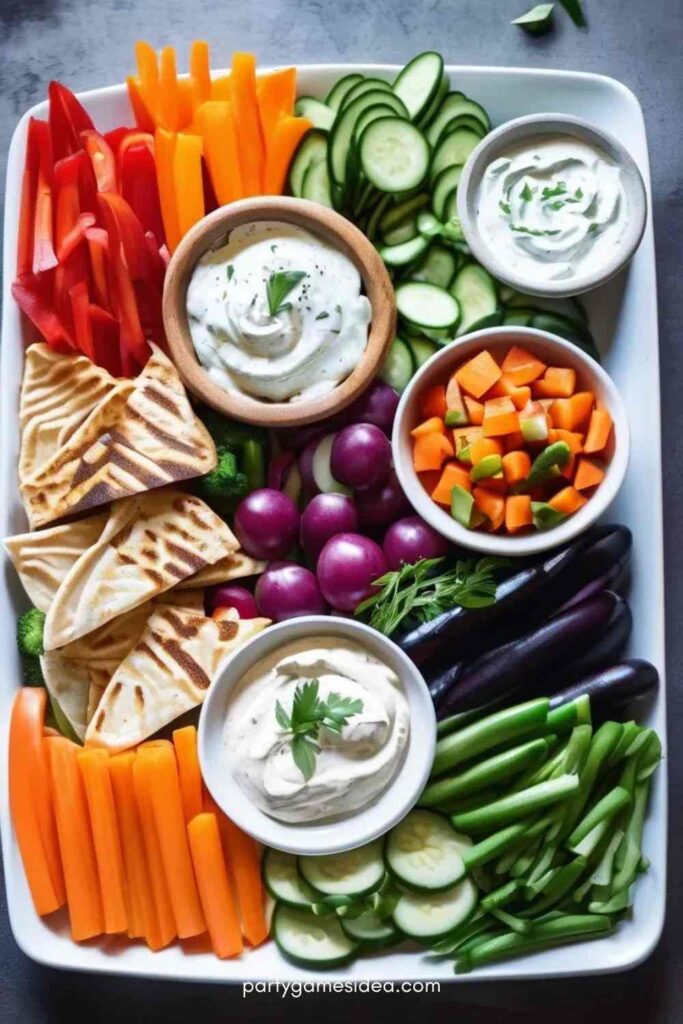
[32,120,58,274]
[144,231,167,292]
[118,130,154,162]
[69,280,95,360]
[48,81,94,162]
[104,126,133,157]
[12,273,73,351]
[89,304,122,377]
[17,118,44,277]
[52,239,89,347]
[97,194,149,374]
[81,130,117,192]
[120,143,165,245]
[85,226,110,309]
[97,191,150,283]
[58,212,96,265]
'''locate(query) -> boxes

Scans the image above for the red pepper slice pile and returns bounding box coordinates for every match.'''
[12,81,168,377]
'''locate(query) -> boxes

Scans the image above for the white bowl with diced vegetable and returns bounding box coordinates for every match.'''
[392,326,630,557]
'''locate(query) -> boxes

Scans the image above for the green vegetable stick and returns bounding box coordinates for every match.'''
[451,774,579,834]
[543,694,592,735]
[481,879,523,912]
[567,786,631,852]
[456,914,611,973]
[557,720,623,840]
[511,3,555,35]
[490,906,532,934]
[420,738,551,808]
[521,856,588,916]
[432,698,550,778]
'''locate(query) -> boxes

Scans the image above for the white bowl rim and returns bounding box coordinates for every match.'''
[392,325,630,558]
[197,614,436,856]
[456,112,648,299]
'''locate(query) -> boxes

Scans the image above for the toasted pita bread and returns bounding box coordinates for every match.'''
[21,345,217,527]
[85,605,270,751]
[3,514,109,612]
[19,344,118,483]
[43,490,238,650]
[177,549,266,589]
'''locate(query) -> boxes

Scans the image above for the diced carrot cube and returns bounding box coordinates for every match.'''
[483,396,519,437]
[431,462,472,505]
[548,486,588,516]
[455,350,502,399]
[583,408,613,454]
[502,450,531,486]
[501,345,546,386]
[533,367,577,399]
[446,374,468,423]
[413,431,454,472]
[574,456,606,491]
[464,396,484,425]
[485,375,532,411]
[470,437,504,465]
[550,392,595,432]
[505,495,533,533]
[473,487,505,531]
[411,417,445,438]
[452,425,483,458]
[420,384,447,420]
[548,428,584,454]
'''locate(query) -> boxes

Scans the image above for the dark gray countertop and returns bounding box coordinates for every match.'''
[1,1,681,1020]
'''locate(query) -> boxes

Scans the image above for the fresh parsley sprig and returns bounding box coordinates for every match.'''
[355,556,504,637]
[266,270,307,317]
[275,679,363,781]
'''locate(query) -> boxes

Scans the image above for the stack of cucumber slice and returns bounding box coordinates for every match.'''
[289,51,600,395]
[265,812,478,968]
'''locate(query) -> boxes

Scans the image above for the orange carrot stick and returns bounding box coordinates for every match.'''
[264,115,312,195]
[9,689,65,916]
[212,75,231,101]
[190,40,212,109]
[140,745,206,938]
[108,753,152,942]
[132,751,177,947]
[219,814,268,946]
[173,132,205,238]
[188,814,244,958]
[159,46,180,131]
[77,749,129,935]
[46,737,104,941]
[257,67,297,141]
[126,77,156,133]
[196,100,242,205]
[173,726,204,824]
[230,52,265,196]
[154,128,181,252]
[135,41,159,125]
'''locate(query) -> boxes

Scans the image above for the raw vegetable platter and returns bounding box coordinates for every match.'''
[0,58,666,982]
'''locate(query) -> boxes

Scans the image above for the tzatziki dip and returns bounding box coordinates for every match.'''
[476,135,629,283]
[223,636,410,823]
[186,221,371,403]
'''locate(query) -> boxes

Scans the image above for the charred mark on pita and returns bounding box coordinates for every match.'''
[217,620,239,641]
[161,609,201,638]
[163,639,210,689]
[142,383,181,415]
[143,567,164,585]
[166,541,205,571]
[139,640,166,669]
[96,709,106,730]
[163,562,190,579]
[134,685,145,711]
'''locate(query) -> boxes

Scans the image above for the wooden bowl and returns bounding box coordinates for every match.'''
[162,197,396,427]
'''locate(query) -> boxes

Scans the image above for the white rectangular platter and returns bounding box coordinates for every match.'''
[0,62,666,982]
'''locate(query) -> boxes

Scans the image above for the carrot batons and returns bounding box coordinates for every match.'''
[413,431,454,471]
[46,737,104,941]
[188,814,243,959]
[173,726,204,825]
[574,456,606,491]
[431,462,472,504]
[154,128,181,252]
[505,494,533,533]
[132,752,177,948]
[257,67,297,142]
[219,815,269,947]
[189,40,212,109]
[549,486,588,515]
[455,349,502,398]
[196,101,242,206]
[264,116,313,195]
[482,396,519,437]
[230,52,265,196]
[501,345,546,386]
[584,407,613,453]
[173,132,205,238]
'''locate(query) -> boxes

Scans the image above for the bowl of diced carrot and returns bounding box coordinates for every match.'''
[392,326,629,556]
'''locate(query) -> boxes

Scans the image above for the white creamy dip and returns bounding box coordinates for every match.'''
[476,136,629,282]
[186,221,371,403]
[223,636,410,823]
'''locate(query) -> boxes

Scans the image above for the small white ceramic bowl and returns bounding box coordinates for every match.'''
[198,615,435,856]
[457,113,647,299]
[392,326,630,558]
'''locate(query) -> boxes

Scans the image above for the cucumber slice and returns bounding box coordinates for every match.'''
[288,130,327,197]
[273,905,358,967]
[340,909,401,949]
[382,217,419,246]
[407,336,439,366]
[359,118,430,193]
[506,293,591,331]
[365,193,393,242]
[326,73,363,110]
[386,810,471,892]
[341,77,393,109]
[391,879,479,941]
[410,244,458,289]
[354,102,408,143]
[298,840,386,898]
[263,849,317,908]
[396,281,460,330]
[329,92,409,184]
[431,164,463,220]
[450,263,499,336]
[392,51,444,122]
[379,234,430,268]
[434,113,487,146]
[380,193,430,234]
[301,157,334,208]
[430,127,482,183]
[425,92,491,147]
[418,73,450,128]
[311,434,352,496]
[380,337,415,392]
[294,96,335,131]
[442,186,459,224]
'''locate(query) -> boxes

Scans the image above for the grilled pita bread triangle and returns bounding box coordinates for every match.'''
[176,549,266,589]
[85,606,270,751]
[21,344,217,527]
[43,489,238,650]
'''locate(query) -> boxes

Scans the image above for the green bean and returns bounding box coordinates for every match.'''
[636,732,662,782]
[589,887,632,915]
[521,857,588,916]
[481,879,522,912]
[432,698,549,778]
[559,724,593,775]
[567,786,631,853]
[590,828,624,888]
[451,774,579,834]
[604,721,640,768]
[526,840,560,885]
[420,738,552,808]
[436,706,488,739]
[526,866,560,898]
[543,695,591,735]
[434,786,502,817]
[493,815,554,874]
[491,907,532,934]
[510,835,545,878]
[557,721,623,841]
[455,914,613,972]
[463,823,530,872]
[609,780,650,893]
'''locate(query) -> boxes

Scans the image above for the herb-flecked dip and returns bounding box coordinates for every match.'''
[186,221,371,403]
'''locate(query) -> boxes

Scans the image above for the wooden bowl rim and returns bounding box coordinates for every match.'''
[162,197,396,427]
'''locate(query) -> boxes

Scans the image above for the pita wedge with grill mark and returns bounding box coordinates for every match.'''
[176,549,266,589]
[43,489,238,650]
[19,343,119,483]
[85,606,270,752]
[21,344,217,528]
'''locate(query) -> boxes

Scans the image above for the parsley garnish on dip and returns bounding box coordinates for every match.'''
[223,636,410,823]
[186,221,371,403]
[477,136,628,282]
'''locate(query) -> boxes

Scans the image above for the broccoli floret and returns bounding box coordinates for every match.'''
[17,608,45,657]
[194,448,248,500]
[200,408,265,452]
[21,655,45,687]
